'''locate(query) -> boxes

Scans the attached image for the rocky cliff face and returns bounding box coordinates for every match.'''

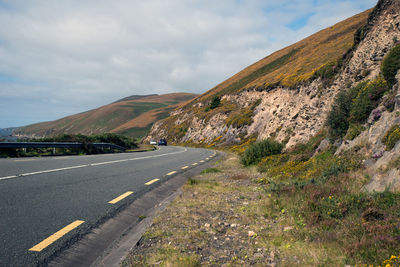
[147,0,400,151]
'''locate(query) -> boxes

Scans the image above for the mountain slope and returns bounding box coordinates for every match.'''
[15,93,197,138]
[147,1,399,150]
[181,9,370,108]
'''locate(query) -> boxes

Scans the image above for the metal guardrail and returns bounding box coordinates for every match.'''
[0,142,127,151]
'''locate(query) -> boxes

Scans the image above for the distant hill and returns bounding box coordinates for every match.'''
[113,94,158,103]
[0,127,16,137]
[14,93,197,138]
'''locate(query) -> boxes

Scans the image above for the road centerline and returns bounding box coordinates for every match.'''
[108,191,134,204]
[166,171,177,176]
[29,220,85,252]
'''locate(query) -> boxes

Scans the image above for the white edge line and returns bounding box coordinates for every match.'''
[0,175,17,181]
[0,147,188,181]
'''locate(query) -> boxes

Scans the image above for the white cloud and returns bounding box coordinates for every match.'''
[0,0,377,127]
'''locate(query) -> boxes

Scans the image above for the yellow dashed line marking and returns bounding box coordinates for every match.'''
[108,191,133,204]
[166,171,177,176]
[145,179,159,185]
[29,220,85,252]
[200,160,205,163]
[192,163,198,166]
[181,166,189,169]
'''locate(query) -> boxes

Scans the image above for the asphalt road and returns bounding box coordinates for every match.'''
[0,146,215,267]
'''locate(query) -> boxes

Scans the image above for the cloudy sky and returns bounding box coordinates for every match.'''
[0,0,377,128]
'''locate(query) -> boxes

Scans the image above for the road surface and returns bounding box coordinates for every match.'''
[0,146,215,266]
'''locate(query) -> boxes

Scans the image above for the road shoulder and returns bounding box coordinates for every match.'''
[48,151,222,267]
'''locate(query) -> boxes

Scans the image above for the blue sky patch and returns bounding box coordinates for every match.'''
[287,13,314,30]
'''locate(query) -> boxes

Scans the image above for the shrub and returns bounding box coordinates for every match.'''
[346,124,364,141]
[328,78,389,140]
[207,96,220,111]
[327,82,367,139]
[327,90,352,138]
[381,44,400,87]
[241,139,283,166]
[350,77,388,123]
[382,125,400,151]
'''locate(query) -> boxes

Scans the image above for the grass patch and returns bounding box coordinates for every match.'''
[201,168,221,174]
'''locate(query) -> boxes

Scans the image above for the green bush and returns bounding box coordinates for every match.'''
[207,96,220,111]
[241,139,283,166]
[328,78,389,140]
[350,77,388,123]
[346,124,364,140]
[382,44,400,87]
[382,125,400,150]
[327,90,352,138]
